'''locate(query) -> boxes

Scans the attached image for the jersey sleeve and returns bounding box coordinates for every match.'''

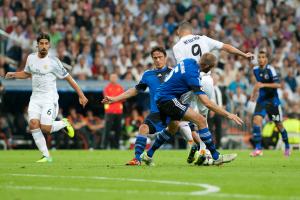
[172,45,181,63]
[135,73,148,92]
[269,66,279,83]
[52,57,69,79]
[24,56,31,73]
[183,62,206,95]
[203,36,224,51]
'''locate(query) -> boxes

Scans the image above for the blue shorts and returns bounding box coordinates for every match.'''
[156,98,188,122]
[254,102,282,122]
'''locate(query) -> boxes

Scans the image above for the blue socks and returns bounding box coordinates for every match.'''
[135,134,147,161]
[279,128,290,149]
[253,125,262,150]
[147,129,171,158]
[197,128,219,160]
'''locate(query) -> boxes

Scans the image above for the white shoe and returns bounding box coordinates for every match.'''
[140,152,155,166]
[213,153,237,165]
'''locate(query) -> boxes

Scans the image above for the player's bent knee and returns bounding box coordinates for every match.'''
[275,122,283,130]
[29,120,40,130]
[253,116,262,126]
[40,125,52,134]
[139,124,149,135]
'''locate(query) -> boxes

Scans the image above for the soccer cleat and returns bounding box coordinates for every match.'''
[284,149,291,157]
[140,152,155,166]
[213,153,237,165]
[36,156,53,163]
[126,158,141,166]
[62,118,75,138]
[194,149,207,166]
[187,144,198,164]
[250,149,263,157]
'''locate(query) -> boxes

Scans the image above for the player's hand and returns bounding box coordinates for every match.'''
[227,113,244,126]
[5,72,15,79]
[101,96,115,104]
[79,95,88,108]
[254,82,264,90]
[245,52,255,60]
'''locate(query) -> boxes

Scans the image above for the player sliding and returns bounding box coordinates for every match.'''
[173,21,254,165]
[5,33,88,162]
[102,47,172,165]
[249,50,290,157]
[140,53,243,166]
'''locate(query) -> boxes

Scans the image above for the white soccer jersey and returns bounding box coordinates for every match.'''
[173,34,223,63]
[24,53,69,102]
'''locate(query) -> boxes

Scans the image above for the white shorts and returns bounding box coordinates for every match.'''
[28,98,59,125]
[180,74,214,117]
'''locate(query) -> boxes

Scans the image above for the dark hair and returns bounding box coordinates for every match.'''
[177,21,193,33]
[37,33,50,43]
[151,46,167,57]
[258,50,268,57]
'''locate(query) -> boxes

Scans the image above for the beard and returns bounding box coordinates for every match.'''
[39,49,48,57]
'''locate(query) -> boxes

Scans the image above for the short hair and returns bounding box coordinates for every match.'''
[258,50,268,57]
[200,53,217,73]
[37,33,50,43]
[151,46,167,57]
[177,21,193,34]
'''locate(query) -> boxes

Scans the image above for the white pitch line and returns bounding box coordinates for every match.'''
[3,174,300,200]
[6,173,220,196]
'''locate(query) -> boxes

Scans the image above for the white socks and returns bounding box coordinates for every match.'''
[179,121,193,142]
[31,128,49,158]
[51,120,67,133]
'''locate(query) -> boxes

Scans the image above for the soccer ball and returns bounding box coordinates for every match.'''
[202,150,214,166]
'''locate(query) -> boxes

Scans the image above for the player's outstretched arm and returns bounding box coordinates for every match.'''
[101,87,138,104]
[198,94,244,125]
[5,71,31,79]
[64,75,88,107]
[222,44,254,60]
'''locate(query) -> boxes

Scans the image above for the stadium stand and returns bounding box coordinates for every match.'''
[0,0,299,149]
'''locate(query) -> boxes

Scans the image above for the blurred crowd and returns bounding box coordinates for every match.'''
[0,0,300,149]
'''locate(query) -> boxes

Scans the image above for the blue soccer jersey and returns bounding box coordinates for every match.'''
[253,64,280,106]
[155,59,206,102]
[135,66,171,113]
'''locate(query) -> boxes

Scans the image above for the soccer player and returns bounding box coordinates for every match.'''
[140,53,243,166]
[101,46,171,165]
[250,50,290,157]
[5,33,88,162]
[173,21,254,164]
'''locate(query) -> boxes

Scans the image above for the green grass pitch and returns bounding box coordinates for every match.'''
[0,150,300,200]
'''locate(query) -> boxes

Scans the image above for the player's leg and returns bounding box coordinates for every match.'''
[179,121,194,147]
[250,103,265,157]
[182,108,218,157]
[250,115,264,156]
[267,105,290,156]
[141,120,178,166]
[40,102,74,137]
[28,100,51,162]
[144,99,185,162]
[126,123,149,165]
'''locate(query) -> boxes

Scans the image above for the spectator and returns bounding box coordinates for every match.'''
[102,73,124,149]
[285,68,297,92]
[232,86,247,118]
[84,110,104,150]
[72,55,92,80]
[67,107,88,149]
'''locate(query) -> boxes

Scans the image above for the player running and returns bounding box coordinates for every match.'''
[140,53,243,166]
[173,21,254,165]
[249,50,290,157]
[101,47,171,165]
[5,33,88,162]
